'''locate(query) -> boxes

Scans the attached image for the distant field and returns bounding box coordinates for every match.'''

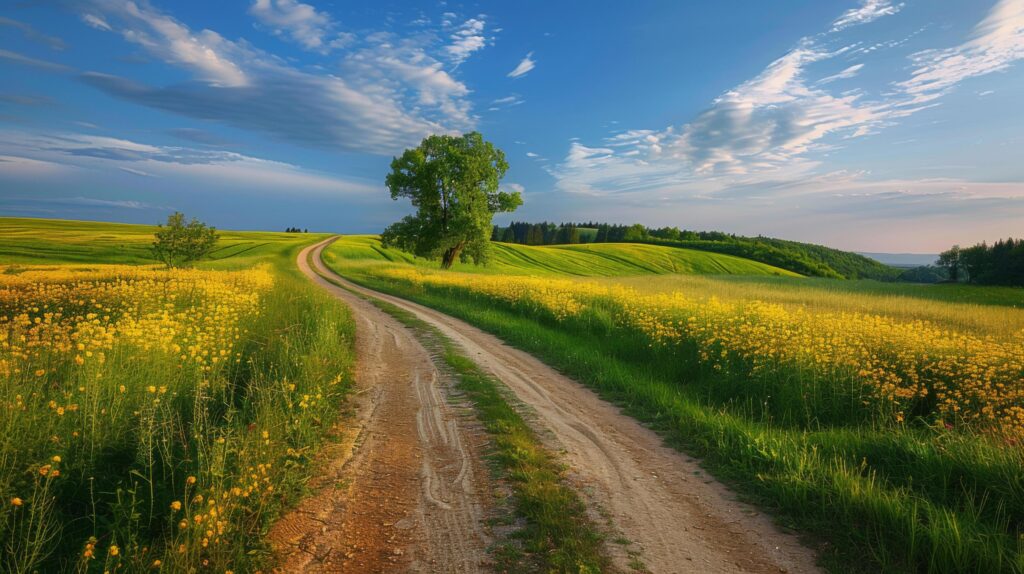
[0,216,324,267]
[330,234,800,277]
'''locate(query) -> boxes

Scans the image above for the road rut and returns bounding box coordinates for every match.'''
[268,242,493,573]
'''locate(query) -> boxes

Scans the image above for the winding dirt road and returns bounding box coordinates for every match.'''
[268,242,495,572]
[277,238,822,573]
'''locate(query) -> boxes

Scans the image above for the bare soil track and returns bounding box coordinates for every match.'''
[274,238,821,574]
[268,242,494,573]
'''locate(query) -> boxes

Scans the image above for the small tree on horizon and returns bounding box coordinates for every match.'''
[152,212,219,268]
[381,132,522,269]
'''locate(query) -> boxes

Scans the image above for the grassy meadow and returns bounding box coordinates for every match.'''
[332,233,799,277]
[324,235,1024,573]
[0,218,355,572]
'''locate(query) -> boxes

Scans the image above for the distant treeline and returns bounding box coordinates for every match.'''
[938,238,1024,286]
[284,227,308,233]
[492,221,898,280]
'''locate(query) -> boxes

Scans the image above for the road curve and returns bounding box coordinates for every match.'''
[308,238,822,574]
[268,241,494,573]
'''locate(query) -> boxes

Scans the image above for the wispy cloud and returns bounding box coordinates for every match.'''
[489,94,524,110]
[0,49,71,73]
[831,0,903,32]
[817,63,865,84]
[0,93,55,106]
[249,0,351,53]
[0,130,380,196]
[74,1,476,154]
[0,17,66,51]
[507,52,535,78]
[445,17,488,66]
[897,0,1024,105]
[80,13,112,31]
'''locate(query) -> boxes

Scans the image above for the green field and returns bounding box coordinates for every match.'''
[0,216,323,267]
[324,235,1024,574]
[330,234,800,277]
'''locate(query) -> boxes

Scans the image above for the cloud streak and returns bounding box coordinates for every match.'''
[507,52,535,78]
[831,0,903,32]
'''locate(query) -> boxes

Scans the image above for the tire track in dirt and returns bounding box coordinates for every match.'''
[267,242,493,573]
[312,238,822,574]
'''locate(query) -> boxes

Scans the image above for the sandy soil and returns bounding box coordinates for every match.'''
[267,242,494,573]
[304,238,822,574]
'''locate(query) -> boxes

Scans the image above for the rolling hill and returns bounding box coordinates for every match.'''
[0,216,323,266]
[327,235,800,277]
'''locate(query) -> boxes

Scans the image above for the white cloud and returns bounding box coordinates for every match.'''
[490,94,524,110]
[817,63,865,84]
[81,13,111,31]
[897,0,1024,105]
[249,0,348,53]
[91,0,249,87]
[76,1,476,154]
[445,18,487,66]
[507,52,535,78]
[832,0,903,31]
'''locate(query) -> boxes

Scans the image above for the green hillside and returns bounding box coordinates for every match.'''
[0,217,324,267]
[327,235,800,277]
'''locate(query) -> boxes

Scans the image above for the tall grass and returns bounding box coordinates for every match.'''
[0,248,355,572]
[324,243,1024,573]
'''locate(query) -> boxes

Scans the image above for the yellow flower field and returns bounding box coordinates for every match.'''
[0,263,353,572]
[375,266,1024,438]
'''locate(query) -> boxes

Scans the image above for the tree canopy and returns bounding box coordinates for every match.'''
[152,212,219,268]
[381,132,522,269]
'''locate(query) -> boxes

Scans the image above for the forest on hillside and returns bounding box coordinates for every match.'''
[493,221,900,280]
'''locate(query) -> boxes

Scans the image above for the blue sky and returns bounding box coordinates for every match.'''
[1,0,1022,252]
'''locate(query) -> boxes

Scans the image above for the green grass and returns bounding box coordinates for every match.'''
[329,234,800,277]
[324,241,1024,574]
[0,219,356,572]
[312,270,609,573]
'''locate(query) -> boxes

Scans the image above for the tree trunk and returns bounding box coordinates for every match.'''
[441,242,465,269]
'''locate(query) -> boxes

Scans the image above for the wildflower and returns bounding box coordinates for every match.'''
[170,500,182,511]
[108,545,119,556]
[10,497,22,507]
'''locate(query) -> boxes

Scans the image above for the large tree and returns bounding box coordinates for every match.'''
[381,132,522,269]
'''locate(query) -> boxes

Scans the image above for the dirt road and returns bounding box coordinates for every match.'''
[268,243,494,572]
[299,238,822,574]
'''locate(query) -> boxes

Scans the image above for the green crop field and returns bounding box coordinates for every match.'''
[328,234,800,277]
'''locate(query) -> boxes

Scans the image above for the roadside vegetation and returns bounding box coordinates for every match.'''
[324,235,1024,573]
[0,218,355,572]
